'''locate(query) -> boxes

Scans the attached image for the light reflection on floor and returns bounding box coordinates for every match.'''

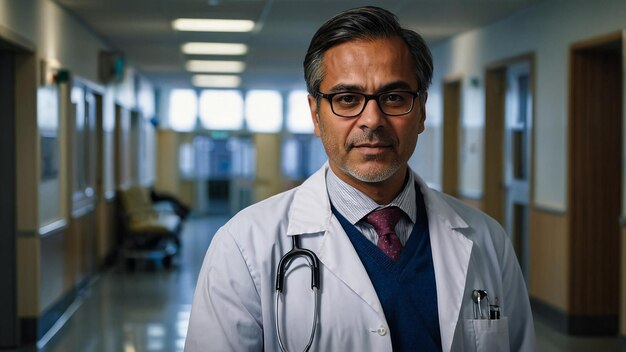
[11,215,624,352]
[35,216,227,352]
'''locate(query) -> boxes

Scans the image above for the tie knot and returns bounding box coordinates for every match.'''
[365,207,403,237]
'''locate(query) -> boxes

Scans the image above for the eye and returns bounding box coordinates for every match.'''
[332,93,363,107]
[381,92,408,106]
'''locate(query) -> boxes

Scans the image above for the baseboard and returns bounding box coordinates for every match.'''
[531,297,618,336]
[20,277,91,345]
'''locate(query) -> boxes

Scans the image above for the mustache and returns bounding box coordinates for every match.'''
[346,131,397,150]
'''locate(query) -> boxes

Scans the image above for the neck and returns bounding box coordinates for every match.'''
[332,165,409,205]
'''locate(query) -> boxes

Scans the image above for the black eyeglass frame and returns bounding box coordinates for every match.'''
[315,90,421,118]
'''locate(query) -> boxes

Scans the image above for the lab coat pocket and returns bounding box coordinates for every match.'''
[463,318,509,352]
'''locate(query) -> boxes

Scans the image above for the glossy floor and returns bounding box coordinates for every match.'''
[12,216,624,351]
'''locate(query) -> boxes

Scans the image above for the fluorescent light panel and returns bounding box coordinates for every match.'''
[186,60,245,73]
[182,42,248,55]
[173,19,255,32]
[192,74,241,88]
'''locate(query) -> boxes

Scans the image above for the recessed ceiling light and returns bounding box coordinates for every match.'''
[186,60,245,73]
[192,74,241,88]
[182,42,248,55]
[173,19,255,32]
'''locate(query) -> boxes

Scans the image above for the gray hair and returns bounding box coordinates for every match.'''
[303,6,433,97]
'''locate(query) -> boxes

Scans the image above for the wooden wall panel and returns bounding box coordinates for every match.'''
[254,133,284,202]
[39,229,66,313]
[529,207,569,311]
[16,237,40,317]
[155,130,179,195]
[96,198,116,264]
[64,210,96,291]
[79,212,97,278]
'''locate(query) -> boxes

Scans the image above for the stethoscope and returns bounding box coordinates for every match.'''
[274,235,321,352]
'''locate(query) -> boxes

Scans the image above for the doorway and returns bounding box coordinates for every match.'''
[504,62,532,279]
[442,79,462,197]
[484,56,534,280]
[115,105,130,188]
[568,32,622,334]
[0,48,18,348]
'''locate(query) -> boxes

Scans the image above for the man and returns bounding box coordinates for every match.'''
[185,6,535,352]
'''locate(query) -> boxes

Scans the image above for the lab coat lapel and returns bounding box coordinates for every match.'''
[286,164,385,316]
[417,176,473,352]
[317,217,385,315]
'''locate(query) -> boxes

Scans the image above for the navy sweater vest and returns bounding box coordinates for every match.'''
[332,189,442,352]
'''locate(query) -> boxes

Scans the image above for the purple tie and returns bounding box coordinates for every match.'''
[365,207,404,261]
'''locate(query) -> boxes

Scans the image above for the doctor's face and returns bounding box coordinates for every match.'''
[309,37,427,189]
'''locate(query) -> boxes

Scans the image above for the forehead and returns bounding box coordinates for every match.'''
[320,37,416,90]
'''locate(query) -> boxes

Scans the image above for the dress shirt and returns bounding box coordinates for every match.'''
[326,167,417,246]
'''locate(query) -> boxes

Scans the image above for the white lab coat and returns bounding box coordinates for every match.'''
[185,164,535,352]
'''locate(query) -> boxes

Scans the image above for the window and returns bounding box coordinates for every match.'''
[245,90,282,133]
[178,142,194,179]
[287,90,313,133]
[199,90,244,130]
[71,85,96,201]
[169,89,197,131]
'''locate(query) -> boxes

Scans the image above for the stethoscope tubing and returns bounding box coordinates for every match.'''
[275,286,319,352]
[274,236,321,352]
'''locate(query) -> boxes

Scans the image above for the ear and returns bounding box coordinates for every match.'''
[417,91,428,134]
[308,94,322,137]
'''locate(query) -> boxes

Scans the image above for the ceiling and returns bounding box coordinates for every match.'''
[55,0,544,91]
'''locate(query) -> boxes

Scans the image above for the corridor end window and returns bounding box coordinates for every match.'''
[179,142,195,179]
[169,89,197,132]
[287,90,313,133]
[245,90,282,133]
[199,90,244,130]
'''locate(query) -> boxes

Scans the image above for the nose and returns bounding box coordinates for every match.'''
[358,98,386,130]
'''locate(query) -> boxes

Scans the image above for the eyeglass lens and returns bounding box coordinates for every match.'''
[330,92,416,117]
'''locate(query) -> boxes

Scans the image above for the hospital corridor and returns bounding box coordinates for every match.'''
[5,216,624,352]
[1,0,626,351]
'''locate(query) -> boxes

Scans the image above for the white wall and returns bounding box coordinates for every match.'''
[421,0,626,211]
[0,0,156,225]
[0,0,107,83]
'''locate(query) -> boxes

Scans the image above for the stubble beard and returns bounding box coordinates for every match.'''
[319,123,402,184]
[340,153,402,183]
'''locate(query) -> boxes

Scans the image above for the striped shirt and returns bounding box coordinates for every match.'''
[326,168,417,246]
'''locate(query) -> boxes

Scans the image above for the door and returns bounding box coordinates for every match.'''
[0,49,18,347]
[483,68,506,223]
[484,57,534,281]
[442,79,461,197]
[114,105,131,188]
[568,33,622,334]
[504,62,532,280]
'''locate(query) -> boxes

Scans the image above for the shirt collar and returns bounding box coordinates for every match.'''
[326,168,417,225]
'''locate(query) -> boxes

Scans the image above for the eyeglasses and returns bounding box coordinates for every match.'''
[316,90,420,118]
